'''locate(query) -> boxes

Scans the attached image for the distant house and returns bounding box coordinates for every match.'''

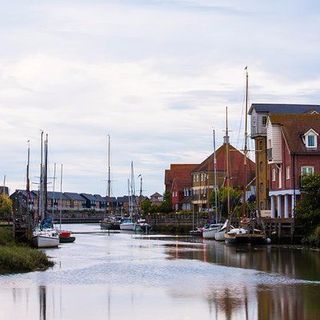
[64,192,87,210]
[47,191,71,211]
[266,113,320,218]
[150,192,163,205]
[10,189,36,216]
[94,194,107,211]
[0,186,9,196]
[165,164,198,211]
[80,193,97,210]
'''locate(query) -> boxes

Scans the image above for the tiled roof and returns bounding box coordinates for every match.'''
[269,113,320,154]
[64,192,86,201]
[248,103,320,115]
[165,164,198,191]
[80,193,97,201]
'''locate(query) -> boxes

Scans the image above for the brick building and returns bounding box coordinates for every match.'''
[267,113,320,218]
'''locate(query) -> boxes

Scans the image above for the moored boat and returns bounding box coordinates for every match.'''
[32,229,59,248]
[224,227,267,245]
[58,230,76,243]
[202,223,223,239]
[120,218,135,231]
[214,220,229,241]
[134,219,151,233]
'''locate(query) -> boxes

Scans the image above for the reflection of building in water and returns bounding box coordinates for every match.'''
[206,286,254,320]
[39,286,46,320]
[257,284,320,320]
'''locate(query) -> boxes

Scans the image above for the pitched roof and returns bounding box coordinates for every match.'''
[269,113,320,154]
[165,163,198,191]
[64,192,86,201]
[80,193,97,201]
[248,103,320,115]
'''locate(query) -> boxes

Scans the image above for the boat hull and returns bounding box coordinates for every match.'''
[120,223,135,231]
[32,235,59,248]
[202,224,223,239]
[214,231,226,241]
[59,236,76,243]
[225,233,267,245]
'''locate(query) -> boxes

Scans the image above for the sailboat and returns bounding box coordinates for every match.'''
[100,135,122,230]
[32,132,59,248]
[120,162,136,231]
[224,68,267,245]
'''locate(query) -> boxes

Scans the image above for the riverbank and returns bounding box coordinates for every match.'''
[0,226,54,274]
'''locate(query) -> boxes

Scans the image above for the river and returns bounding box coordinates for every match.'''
[0,224,319,320]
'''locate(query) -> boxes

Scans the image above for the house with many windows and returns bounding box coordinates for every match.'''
[266,113,320,218]
[165,164,198,211]
[191,139,255,212]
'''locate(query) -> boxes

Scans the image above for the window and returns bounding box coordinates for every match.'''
[301,166,314,175]
[272,168,276,181]
[279,167,282,188]
[286,166,290,180]
[262,116,267,127]
[304,129,318,149]
[307,135,315,147]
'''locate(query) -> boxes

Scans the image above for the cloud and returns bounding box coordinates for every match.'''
[1,1,320,196]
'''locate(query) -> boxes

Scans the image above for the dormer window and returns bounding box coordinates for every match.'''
[304,129,318,149]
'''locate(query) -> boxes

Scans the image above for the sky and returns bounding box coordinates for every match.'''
[1,0,320,197]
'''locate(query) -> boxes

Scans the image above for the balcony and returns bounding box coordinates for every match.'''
[267,148,272,161]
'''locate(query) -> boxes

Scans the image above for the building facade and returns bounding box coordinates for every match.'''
[191,142,255,212]
[249,103,320,215]
[267,113,320,218]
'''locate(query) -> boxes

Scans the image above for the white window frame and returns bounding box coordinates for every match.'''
[272,168,276,182]
[278,167,282,188]
[304,129,318,149]
[286,166,290,180]
[301,166,314,175]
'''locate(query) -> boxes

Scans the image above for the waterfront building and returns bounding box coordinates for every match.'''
[80,193,98,210]
[165,164,198,211]
[249,103,320,216]
[266,113,320,218]
[64,192,87,210]
[150,192,163,205]
[0,186,9,195]
[191,141,255,212]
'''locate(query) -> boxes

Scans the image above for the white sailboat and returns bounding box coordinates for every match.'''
[120,162,136,231]
[32,132,59,248]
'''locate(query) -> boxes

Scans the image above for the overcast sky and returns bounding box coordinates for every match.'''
[1,0,320,197]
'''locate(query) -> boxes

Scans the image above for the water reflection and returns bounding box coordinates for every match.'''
[0,226,319,320]
[165,240,320,281]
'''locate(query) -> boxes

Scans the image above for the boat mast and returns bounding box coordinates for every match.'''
[59,164,63,230]
[44,134,48,218]
[107,134,111,215]
[26,140,32,235]
[226,107,230,217]
[39,131,44,221]
[52,163,56,217]
[213,129,218,223]
[243,67,249,217]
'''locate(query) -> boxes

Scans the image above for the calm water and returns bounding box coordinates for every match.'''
[0,224,319,320]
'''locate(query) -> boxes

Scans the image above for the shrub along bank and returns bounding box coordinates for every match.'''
[0,226,54,274]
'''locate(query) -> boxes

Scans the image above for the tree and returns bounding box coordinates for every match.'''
[295,173,320,235]
[0,194,13,219]
[159,191,172,213]
[209,187,242,218]
[140,198,152,214]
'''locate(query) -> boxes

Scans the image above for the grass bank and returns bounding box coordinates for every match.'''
[0,226,54,274]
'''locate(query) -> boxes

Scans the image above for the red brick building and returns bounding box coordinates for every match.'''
[165,164,198,211]
[267,113,320,218]
[192,142,256,211]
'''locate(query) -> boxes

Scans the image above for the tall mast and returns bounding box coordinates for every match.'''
[213,129,218,223]
[226,107,230,216]
[107,134,111,215]
[26,140,30,215]
[39,131,44,220]
[52,163,56,217]
[59,164,63,230]
[107,134,111,199]
[44,134,48,218]
[243,67,249,216]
